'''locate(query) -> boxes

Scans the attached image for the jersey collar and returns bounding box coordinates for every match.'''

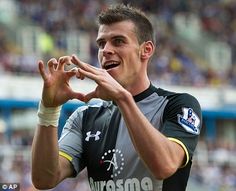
[133,82,156,102]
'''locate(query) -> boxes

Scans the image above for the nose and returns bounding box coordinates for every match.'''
[102,42,114,56]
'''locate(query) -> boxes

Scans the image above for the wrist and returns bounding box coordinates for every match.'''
[115,89,132,106]
[37,101,62,127]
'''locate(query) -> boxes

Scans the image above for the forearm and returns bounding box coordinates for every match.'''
[32,56,81,189]
[116,91,185,179]
[31,125,61,189]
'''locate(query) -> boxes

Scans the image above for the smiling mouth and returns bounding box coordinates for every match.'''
[103,62,120,70]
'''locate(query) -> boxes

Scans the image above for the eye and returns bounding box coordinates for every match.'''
[113,38,125,46]
[97,41,106,49]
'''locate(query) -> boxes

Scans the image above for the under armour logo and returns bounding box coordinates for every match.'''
[85,131,101,141]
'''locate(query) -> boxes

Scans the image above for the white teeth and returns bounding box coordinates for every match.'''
[105,61,117,66]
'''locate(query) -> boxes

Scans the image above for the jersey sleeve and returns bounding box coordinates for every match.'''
[58,106,88,175]
[161,93,202,162]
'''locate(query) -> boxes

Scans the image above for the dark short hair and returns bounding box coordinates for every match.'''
[97,4,155,45]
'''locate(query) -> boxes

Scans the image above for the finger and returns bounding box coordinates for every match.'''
[78,68,99,82]
[66,68,78,79]
[58,56,72,70]
[71,54,98,73]
[47,58,57,74]
[75,70,85,80]
[71,54,87,70]
[38,60,48,81]
[84,90,97,103]
[53,62,58,70]
[69,91,86,102]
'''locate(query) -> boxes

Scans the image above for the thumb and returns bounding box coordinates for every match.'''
[69,91,86,102]
[84,90,97,103]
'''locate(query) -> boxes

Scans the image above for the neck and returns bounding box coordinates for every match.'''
[126,76,150,96]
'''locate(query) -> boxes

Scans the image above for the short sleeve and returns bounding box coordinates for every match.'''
[161,93,202,159]
[58,106,88,175]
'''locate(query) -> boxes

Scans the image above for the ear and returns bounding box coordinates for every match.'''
[140,41,155,60]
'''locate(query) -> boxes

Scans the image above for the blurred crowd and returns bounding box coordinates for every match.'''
[190,139,236,191]
[0,130,34,191]
[0,0,236,87]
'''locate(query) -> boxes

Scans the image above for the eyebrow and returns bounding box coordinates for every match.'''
[96,35,126,44]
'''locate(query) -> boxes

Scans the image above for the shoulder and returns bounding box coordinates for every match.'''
[157,88,202,124]
[155,88,201,109]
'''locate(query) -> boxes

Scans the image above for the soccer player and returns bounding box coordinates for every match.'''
[31,4,202,191]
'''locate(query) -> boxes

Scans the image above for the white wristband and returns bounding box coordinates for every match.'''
[37,101,62,127]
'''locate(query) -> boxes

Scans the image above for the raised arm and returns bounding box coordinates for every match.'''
[31,57,85,189]
[71,55,186,179]
[115,92,186,179]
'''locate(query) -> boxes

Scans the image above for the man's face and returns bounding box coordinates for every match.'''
[96,21,145,88]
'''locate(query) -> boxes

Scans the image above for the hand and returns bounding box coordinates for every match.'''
[38,56,85,107]
[71,54,127,102]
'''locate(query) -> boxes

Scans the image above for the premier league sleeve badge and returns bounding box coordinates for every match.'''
[177,107,200,135]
